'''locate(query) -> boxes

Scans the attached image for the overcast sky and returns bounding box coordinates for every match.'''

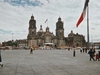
[0,0,100,43]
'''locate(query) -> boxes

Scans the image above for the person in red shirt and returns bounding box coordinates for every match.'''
[95,53,99,61]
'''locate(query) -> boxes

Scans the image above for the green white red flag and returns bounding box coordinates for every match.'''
[76,0,89,27]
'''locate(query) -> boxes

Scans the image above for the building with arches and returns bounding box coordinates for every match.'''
[27,15,86,48]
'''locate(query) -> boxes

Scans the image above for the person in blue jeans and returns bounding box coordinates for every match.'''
[88,49,95,61]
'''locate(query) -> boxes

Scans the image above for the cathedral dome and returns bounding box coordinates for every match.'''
[38,25,43,32]
[46,26,49,31]
[68,30,75,37]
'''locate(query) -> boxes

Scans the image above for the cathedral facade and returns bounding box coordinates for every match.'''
[27,15,65,47]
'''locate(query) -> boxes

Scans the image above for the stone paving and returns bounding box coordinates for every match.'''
[0,49,100,75]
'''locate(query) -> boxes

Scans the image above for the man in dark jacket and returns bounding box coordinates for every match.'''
[88,49,95,61]
[0,49,3,67]
[98,51,100,61]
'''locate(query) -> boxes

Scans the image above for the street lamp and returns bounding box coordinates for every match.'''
[12,33,13,42]
[12,33,13,49]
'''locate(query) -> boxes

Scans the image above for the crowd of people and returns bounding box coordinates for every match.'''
[80,47,88,53]
[80,47,100,61]
[88,48,100,61]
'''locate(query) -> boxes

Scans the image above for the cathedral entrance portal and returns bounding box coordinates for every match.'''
[44,43,54,49]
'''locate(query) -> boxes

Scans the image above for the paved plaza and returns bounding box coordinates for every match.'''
[0,49,100,75]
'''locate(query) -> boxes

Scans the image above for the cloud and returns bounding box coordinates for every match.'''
[2,0,44,6]
[0,0,100,43]
[0,29,12,34]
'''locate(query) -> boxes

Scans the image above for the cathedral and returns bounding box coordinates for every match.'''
[27,15,65,47]
[27,15,86,48]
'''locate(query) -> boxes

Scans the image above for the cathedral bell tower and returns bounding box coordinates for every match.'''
[56,17,65,46]
[56,17,64,39]
[27,15,36,40]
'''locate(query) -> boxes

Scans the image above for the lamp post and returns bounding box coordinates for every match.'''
[12,33,13,49]
[12,33,13,42]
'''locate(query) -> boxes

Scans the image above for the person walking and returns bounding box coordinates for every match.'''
[85,48,87,53]
[73,46,76,57]
[82,48,84,53]
[80,47,82,53]
[98,51,100,61]
[30,46,33,54]
[0,49,3,67]
[88,49,95,61]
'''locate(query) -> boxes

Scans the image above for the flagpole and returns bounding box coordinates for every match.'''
[87,1,90,49]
